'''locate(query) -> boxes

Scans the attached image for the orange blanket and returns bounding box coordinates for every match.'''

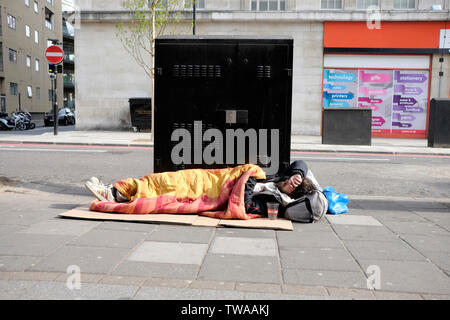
[89,164,266,219]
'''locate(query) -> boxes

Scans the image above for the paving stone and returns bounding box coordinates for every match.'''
[291,220,333,233]
[399,201,448,210]
[235,282,281,293]
[373,291,423,300]
[282,284,329,297]
[365,210,428,223]
[401,234,450,253]
[143,277,192,288]
[326,215,382,227]
[381,221,449,236]
[99,275,146,287]
[421,294,450,300]
[54,273,103,284]
[0,280,39,299]
[277,230,343,249]
[331,224,399,242]
[280,247,361,271]
[215,228,275,238]
[188,280,236,291]
[327,287,376,300]
[343,240,426,261]
[355,200,407,211]
[134,286,244,300]
[96,221,158,233]
[29,245,129,274]
[210,237,277,257]
[20,219,99,236]
[0,225,26,240]
[146,225,214,243]
[358,260,450,295]
[129,241,208,265]
[0,233,72,257]
[417,251,450,273]
[198,254,281,284]
[283,269,367,289]
[18,281,139,300]
[242,292,344,300]
[112,261,199,279]
[68,229,148,249]
[0,256,41,272]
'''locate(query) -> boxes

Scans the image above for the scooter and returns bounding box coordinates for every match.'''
[0,113,26,130]
[12,112,35,130]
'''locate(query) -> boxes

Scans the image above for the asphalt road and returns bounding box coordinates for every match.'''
[0,143,449,199]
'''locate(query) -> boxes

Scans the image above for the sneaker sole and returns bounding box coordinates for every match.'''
[84,182,107,202]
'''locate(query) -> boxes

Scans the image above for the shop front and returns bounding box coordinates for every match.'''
[322,21,449,139]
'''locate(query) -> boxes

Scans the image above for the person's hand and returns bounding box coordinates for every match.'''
[288,174,302,191]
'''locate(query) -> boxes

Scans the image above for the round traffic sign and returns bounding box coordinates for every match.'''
[45,45,64,64]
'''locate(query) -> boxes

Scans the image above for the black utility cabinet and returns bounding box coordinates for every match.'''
[129,98,152,132]
[428,98,450,148]
[322,108,372,145]
[154,36,293,173]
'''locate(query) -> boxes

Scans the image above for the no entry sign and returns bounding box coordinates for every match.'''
[45,45,64,64]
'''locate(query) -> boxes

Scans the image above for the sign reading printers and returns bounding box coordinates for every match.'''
[323,68,429,137]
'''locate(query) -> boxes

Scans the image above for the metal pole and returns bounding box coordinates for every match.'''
[193,0,196,35]
[52,74,58,135]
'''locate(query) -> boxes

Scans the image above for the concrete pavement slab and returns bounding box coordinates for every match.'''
[0,233,72,257]
[68,228,148,249]
[0,256,41,272]
[343,239,426,261]
[0,280,39,299]
[210,237,278,257]
[19,219,99,236]
[400,234,450,253]
[95,221,159,233]
[215,228,275,239]
[16,281,140,300]
[277,230,343,248]
[128,241,209,265]
[283,269,367,289]
[280,247,361,271]
[380,221,449,236]
[417,251,450,274]
[134,285,244,300]
[198,254,281,284]
[331,224,400,241]
[111,261,199,279]
[326,215,383,226]
[145,225,214,244]
[28,245,130,274]
[359,260,450,295]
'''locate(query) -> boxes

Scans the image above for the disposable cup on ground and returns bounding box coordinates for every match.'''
[267,202,279,220]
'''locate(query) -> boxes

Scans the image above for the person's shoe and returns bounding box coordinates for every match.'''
[84,181,115,202]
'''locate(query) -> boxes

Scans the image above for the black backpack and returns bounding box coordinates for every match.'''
[283,190,328,223]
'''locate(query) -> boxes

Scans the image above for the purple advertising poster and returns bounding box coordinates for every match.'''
[392,70,429,135]
[357,70,393,133]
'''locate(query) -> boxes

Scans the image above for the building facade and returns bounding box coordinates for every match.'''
[75,0,450,137]
[0,0,63,115]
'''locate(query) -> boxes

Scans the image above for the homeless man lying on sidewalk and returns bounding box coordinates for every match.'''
[85,160,322,220]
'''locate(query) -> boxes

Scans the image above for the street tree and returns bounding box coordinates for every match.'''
[115,0,187,138]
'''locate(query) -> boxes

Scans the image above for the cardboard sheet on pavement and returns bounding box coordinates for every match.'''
[59,206,293,231]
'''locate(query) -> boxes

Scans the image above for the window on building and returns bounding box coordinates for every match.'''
[251,0,286,11]
[36,87,40,100]
[25,25,31,37]
[35,30,39,43]
[321,0,343,9]
[10,83,18,96]
[48,89,54,101]
[47,0,54,5]
[34,1,39,13]
[25,0,30,6]
[7,14,16,29]
[393,0,416,9]
[27,86,33,98]
[35,59,40,71]
[45,7,54,30]
[183,0,205,8]
[356,0,380,9]
[26,55,31,68]
[8,49,17,63]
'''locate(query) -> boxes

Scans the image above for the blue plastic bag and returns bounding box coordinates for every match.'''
[323,186,349,215]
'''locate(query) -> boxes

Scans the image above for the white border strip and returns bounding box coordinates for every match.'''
[324,54,430,69]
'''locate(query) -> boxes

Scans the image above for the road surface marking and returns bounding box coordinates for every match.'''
[0,147,107,153]
[291,156,390,161]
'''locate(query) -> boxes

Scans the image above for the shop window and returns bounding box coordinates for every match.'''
[7,14,16,29]
[321,0,343,9]
[356,0,379,9]
[10,83,18,96]
[251,0,286,11]
[8,48,17,63]
[393,0,416,9]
